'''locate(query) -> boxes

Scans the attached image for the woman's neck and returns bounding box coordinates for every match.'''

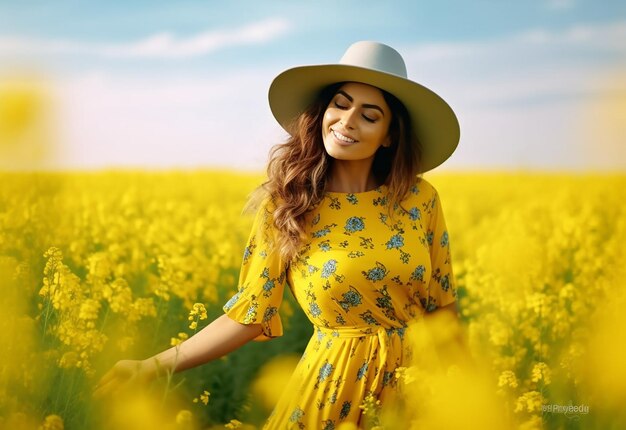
[326,159,378,193]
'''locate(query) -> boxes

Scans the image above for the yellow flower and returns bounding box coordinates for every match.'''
[224,419,242,429]
[39,414,64,430]
[514,391,544,414]
[358,391,381,422]
[131,297,157,318]
[497,370,519,389]
[531,362,551,385]
[175,410,192,425]
[188,302,207,330]
[190,303,208,320]
[193,389,210,405]
[170,332,189,346]
[58,351,78,368]
[78,298,100,321]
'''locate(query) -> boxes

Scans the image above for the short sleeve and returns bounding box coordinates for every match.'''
[222,198,288,341]
[425,186,457,312]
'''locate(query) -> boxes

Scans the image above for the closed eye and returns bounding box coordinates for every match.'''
[362,114,376,123]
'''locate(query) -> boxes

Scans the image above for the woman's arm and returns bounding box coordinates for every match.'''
[145,314,262,374]
[93,314,262,398]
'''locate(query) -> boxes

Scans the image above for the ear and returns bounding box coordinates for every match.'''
[382,135,392,148]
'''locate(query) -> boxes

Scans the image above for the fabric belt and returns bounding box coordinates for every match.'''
[314,322,419,392]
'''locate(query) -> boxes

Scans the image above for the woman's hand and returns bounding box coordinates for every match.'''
[92,315,262,399]
[93,359,155,399]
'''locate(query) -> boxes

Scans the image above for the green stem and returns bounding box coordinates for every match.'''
[40,262,58,339]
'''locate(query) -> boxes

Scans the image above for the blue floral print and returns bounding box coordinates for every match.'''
[362,262,388,282]
[440,231,449,247]
[339,401,351,419]
[382,370,394,387]
[322,420,336,430]
[242,241,255,264]
[356,362,369,381]
[243,301,258,324]
[386,234,404,249]
[359,309,379,325]
[335,287,362,311]
[441,274,451,292]
[289,407,304,423]
[321,259,338,278]
[408,206,421,221]
[313,227,332,238]
[263,306,277,323]
[223,290,241,311]
[310,302,322,317]
[411,265,426,281]
[317,361,334,386]
[319,241,331,252]
[329,196,341,210]
[344,216,365,234]
[263,279,275,293]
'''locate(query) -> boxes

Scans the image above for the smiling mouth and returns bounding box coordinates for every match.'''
[331,129,357,143]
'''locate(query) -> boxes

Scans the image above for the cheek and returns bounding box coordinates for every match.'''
[322,110,334,128]
[363,127,387,146]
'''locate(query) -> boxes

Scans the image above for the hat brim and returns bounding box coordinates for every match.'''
[268,64,460,173]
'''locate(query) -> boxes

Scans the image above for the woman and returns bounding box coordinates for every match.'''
[95,41,462,428]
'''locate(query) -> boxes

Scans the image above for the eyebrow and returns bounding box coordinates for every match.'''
[336,90,386,117]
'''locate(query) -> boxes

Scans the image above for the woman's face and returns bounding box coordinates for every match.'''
[321,82,392,162]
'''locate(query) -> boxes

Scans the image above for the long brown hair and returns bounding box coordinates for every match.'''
[248,82,423,262]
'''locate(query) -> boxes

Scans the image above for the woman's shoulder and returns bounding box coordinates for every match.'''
[399,176,444,226]
[243,187,278,216]
[404,175,439,203]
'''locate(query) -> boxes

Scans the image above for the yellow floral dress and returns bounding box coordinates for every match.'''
[223,177,457,429]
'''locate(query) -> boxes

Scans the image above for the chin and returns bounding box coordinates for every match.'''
[324,146,348,160]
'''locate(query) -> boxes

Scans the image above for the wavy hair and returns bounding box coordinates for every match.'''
[248,82,423,262]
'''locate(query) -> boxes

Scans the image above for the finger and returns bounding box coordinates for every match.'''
[93,377,117,399]
[96,368,117,389]
[92,383,107,400]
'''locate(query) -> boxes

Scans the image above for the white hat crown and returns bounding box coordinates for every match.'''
[339,41,408,78]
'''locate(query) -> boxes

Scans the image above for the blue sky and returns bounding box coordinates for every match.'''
[0,0,625,171]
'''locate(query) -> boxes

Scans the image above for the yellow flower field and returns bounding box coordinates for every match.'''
[0,170,625,429]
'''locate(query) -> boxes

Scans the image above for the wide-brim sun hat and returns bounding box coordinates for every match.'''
[268,40,460,173]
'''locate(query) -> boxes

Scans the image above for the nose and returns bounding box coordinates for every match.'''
[340,107,357,129]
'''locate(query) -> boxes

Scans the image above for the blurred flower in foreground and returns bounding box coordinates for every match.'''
[577,264,626,425]
[98,386,197,430]
[581,69,626,170]
[383,310,516,430]
[251,354,300,412]
[38,414,64,430]
[0,74,58,170]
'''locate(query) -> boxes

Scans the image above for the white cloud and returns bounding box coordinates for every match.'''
[51,69,286,170]
[402,20,626,105]
[400,21,626,171]
[0,17,292,59]
[403,20,626,64]
[514,21,626,50]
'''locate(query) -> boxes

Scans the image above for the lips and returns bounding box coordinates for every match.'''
[331,129,357,143]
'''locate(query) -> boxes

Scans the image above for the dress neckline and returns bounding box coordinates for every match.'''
[324,184,387,196]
